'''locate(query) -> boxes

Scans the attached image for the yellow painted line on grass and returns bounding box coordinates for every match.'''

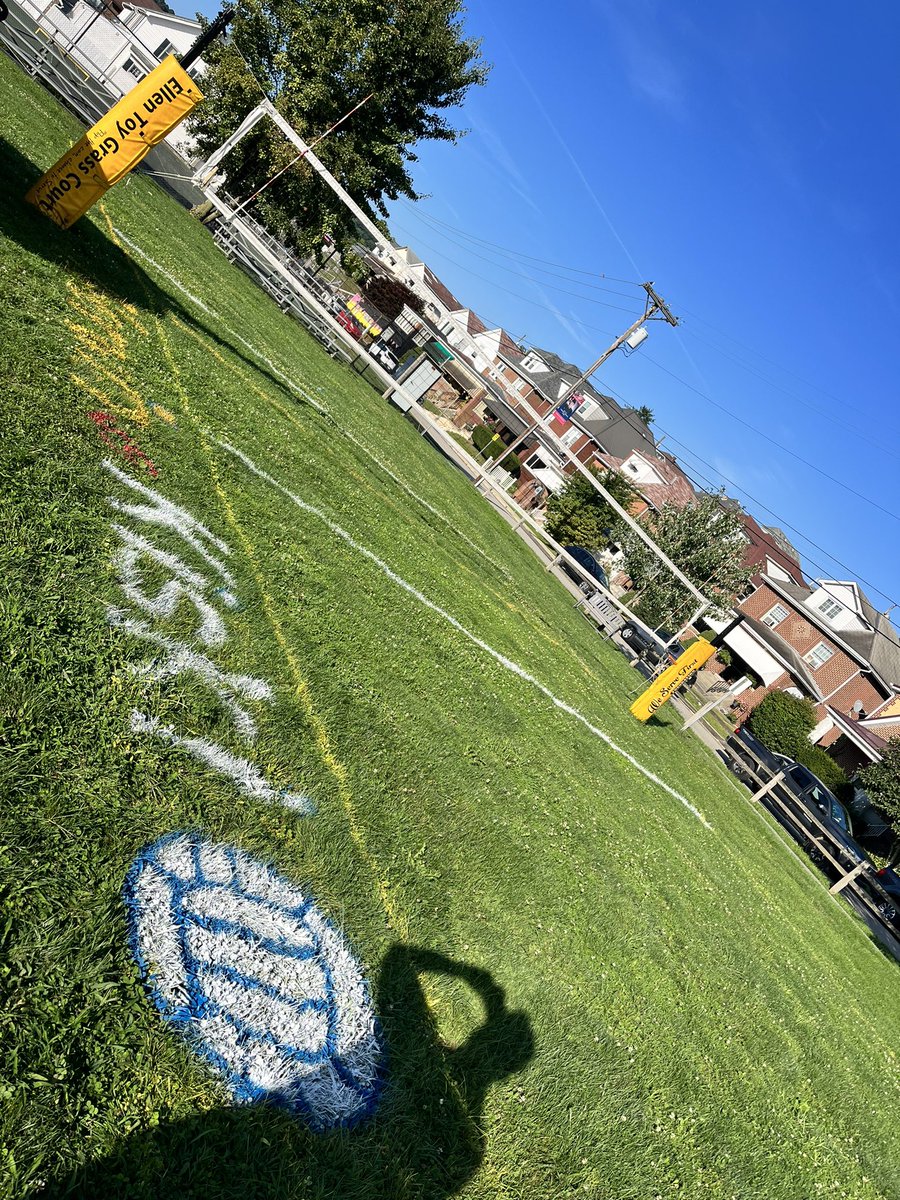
[172,314,606,685]
[100,210,411,940]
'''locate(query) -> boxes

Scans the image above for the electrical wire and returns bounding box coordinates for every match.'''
[396,201,647,298]
[584,375,900,654]
[678,323,900,456]
[637,352,900,526]
[398,201,643,292]
[389,219,644,319]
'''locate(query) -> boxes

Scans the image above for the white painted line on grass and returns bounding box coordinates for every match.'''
[216,437,713,828]
[112,227,327,414]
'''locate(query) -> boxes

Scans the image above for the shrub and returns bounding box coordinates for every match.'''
[499,451,521,476]
[748,690,816,758]
[472,425,502,456]
[794,743,851,800]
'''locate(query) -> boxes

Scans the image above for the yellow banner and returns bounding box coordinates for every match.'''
[26,57,203,229]
[629,639,717,721]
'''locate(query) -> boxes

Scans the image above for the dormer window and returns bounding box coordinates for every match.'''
[818,597,843,620]
[520,351,547,373]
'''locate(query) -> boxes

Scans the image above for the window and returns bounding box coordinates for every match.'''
[761,602,789,628]
[818,596,843,620]
[512,378,527,395]
[803,641,834,670]
[153,39,177,60]
[560,426,580,448]
[578,398,598,420]
[122,56,144,79]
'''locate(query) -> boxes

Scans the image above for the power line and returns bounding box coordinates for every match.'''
[395,202,645,295]
[588,376,900,630]
[679,324,900,457]
[394,214,900,512]
[638,351,900,526]
[647,423,900,626]
[389,219,644,318]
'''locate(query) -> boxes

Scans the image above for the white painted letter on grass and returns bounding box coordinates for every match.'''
[129,710,314,814]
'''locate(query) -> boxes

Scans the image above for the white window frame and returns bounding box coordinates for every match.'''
[560,426,580,449]
[818,596,843,619]
[803,641,834,670]
[122,56,144,80]
[577,397,598,420]
[761,602,789,628]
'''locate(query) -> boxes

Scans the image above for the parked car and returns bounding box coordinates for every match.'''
[560,545,609,596]
[618,623,699,689]
[726,728,865,869]
[335,309,363,339]
[619,622,686,666]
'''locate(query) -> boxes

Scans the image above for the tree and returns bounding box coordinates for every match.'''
[619,491,753,629]
[544,466,639,552]
[632,406,654,426]
[363,275,424,322]
[858,739,900,836]
[189,0,488,259]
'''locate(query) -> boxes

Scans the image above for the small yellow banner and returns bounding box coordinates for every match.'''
[629,639,717,721]
[26,56,202,229]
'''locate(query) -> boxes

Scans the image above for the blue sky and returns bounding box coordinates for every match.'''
[189,1,900,619]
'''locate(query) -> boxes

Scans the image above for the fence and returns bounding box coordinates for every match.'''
[726,736,900,953]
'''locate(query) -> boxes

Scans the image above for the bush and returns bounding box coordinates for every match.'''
[794,743,851,800]
[748,690,816,758]
[472,425,505,458]
[499,451,521,476]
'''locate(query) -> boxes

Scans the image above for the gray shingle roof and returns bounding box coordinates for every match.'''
[517,347,659,459]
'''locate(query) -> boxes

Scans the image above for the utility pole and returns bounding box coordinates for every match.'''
[472,282,709,621]
[474,282,677,475]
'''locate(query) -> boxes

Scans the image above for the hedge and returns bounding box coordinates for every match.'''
[748,690,816,759]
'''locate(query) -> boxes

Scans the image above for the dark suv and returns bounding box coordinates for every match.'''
[560,546,609,597]
[726,728,863,868]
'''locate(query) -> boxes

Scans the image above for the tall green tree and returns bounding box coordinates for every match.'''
[189,0,488,258]
[619,491,753,629]
[544,466,639,551]
[858,739,900,839]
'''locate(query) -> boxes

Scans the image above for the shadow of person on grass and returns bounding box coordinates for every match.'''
[39,945,534,1200]
[1,137,318,412]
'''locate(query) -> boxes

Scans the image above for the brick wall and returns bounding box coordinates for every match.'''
[739,585,869,707]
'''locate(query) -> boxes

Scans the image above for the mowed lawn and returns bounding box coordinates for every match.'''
[1,54,898,1200]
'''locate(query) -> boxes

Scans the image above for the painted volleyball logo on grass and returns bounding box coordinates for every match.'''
[124,832,383,1130]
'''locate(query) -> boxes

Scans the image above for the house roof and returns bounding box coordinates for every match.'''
[739,511,806,586]
[421,266,465,316]
[827,707,888,760]
[597,449,696,511]
[762,524,802,563]
[514,346,659,460]
[760,577,900,692]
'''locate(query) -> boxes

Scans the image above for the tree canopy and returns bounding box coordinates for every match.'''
[619,492,753,629]
[189,0,488,258]
[858,738,900,837]
[544,466,639,553]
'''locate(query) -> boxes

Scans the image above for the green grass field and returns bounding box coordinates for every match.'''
[2,54,899,1200]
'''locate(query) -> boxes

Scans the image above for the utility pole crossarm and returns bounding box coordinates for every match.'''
[554,282,677,410]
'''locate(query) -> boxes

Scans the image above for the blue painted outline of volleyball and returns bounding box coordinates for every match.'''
[124,831,385,1130]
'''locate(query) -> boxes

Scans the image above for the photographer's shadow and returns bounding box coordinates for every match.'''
[41,945,534,1199]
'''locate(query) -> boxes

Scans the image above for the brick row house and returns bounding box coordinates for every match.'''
[708,569,900,774]
[455,341,696,516]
